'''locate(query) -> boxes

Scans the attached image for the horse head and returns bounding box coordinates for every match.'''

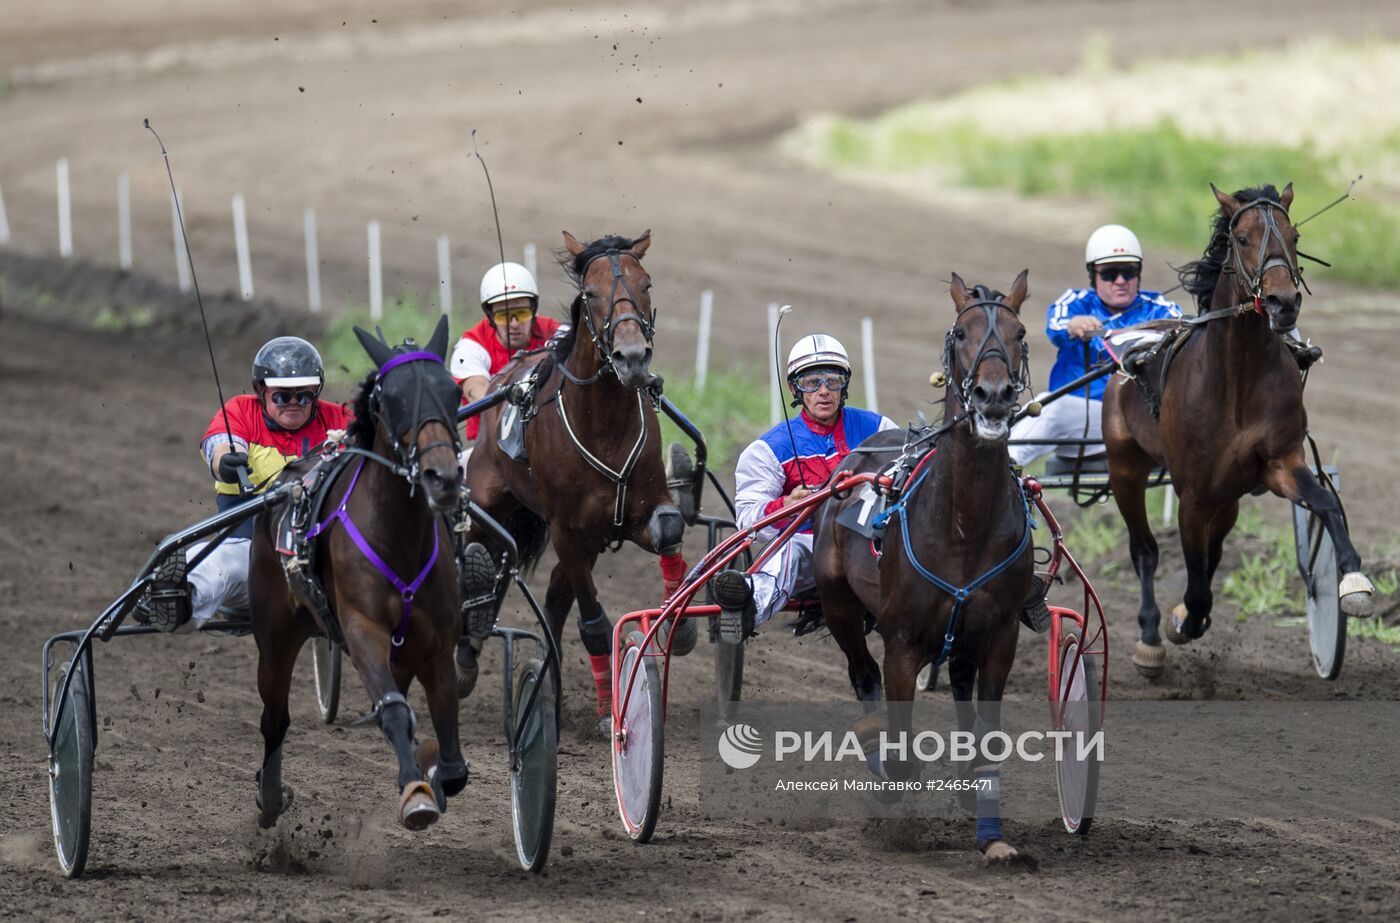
[353,315,463,512]
[1212,182,1302,332]
[562,229,655,388]
[945,270,1030,442]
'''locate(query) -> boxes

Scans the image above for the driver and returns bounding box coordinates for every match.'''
[711,334,897,643]
[139,337,350,631]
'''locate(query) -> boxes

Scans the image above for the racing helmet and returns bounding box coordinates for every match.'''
[1084,224,1143,267]
[786,333,852,380]
[251,336,324,390]
[480,261,539,308]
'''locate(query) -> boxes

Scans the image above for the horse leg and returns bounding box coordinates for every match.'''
[1206,499,1239,581]
[1263,458,1373,615]
[820,577,882,712]
[253,612,309,829]
[971,624,1020,864]
[550,536,614,722]
[1108,442,1165,675]
[877,636,923,785]
[1166,497,1215,644]
[418,638,469,809]
[341,613,439,830]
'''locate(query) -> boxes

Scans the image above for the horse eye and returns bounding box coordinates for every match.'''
[1236,234,1249,245]
[954,328,966,341]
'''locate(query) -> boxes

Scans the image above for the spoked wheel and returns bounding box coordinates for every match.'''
[1294,503,1344,680]
[311,634,342,723]
[714,634,745,722]
[1053,627,1101,836]
[510,657,558,873]
[48,645,95,878]
[612,630,664,843]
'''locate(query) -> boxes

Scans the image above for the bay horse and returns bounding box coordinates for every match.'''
[1103,183,1374,677]
[249,316,468,830]
[814,272,1034,863]
[465,231,689,726]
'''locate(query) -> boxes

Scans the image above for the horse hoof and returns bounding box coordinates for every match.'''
[1164,603,1208,645]
[596,715,613,741]
[1132,641,1166,678]
[981,841,1018,866]
[1340,572,1375,617]
[255,781,295,829]
[399,780,441,831]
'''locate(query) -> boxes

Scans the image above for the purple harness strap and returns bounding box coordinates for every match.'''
[378,350,441,375]
[306,459,440,661]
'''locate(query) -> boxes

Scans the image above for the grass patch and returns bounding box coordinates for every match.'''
[92,303,155,330]
[786,38,1400,289]
[1223,529,1302,619]
[1063,507,1122,564]
[1349,617,1400,647]
[658,367,771,471]
[318,291,446,387]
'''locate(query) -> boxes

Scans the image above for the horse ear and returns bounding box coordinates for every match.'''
[426,314,451,361]
[562,230,585,257]
[949,272,969,312]
[354,325,394,369]
[1280,182,1294,211]
[1007,269,1030,313]
[630,230,653,260]
[1211,183,1239,218]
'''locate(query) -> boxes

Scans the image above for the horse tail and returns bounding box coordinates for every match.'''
[504,507,550,578]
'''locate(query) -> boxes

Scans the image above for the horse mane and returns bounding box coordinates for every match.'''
[1178,184,1283,314]
[969,283,1005,304]
[550,232,646,361]
[346,369,379,448]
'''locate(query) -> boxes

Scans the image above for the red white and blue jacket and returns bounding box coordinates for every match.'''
[735,407,897,540]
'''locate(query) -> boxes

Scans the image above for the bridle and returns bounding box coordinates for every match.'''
[371,350,462,488]
[1223,196,1304,314]
[941,298,1031,413]
[560,248,656,386]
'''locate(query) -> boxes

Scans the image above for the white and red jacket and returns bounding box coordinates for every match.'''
[734,407,897,540]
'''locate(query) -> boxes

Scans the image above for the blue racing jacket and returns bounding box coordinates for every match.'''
[1045,289,1183,400]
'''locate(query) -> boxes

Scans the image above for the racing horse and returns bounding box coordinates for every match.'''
[814,272,1035,863]
[1103,184,1374,676]
[465,231,689,724]
[249,316,469,830]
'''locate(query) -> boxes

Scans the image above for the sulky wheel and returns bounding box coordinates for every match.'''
[1053,626,1101,836]
[509,657,558,873]
[48,645,95,878]
[1294,502,1344,680]
[612,630,665,843]
[311,634,342,723]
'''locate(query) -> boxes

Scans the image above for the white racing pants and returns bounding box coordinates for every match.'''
[1008,395,1104,467]
[750,533,816,627]
[184,537,251,628]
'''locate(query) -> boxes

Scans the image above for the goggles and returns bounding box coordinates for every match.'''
[268,389,319,407]
[491,306,535,326]
[1095,264,1140,283]
[792,372,850,394]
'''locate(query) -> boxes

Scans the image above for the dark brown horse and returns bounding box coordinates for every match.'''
[250,316,469,830]
[1104,183,1374,677]
[465,231,689,725]
[814,272,1034,862]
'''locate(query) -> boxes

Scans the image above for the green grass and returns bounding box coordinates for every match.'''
[1349,617,1400,646]
[1222,529,1303,619]
[1063,507,1122,564]
[318,291,447,387]
[800,114,1400,289]
[658,367,772,471]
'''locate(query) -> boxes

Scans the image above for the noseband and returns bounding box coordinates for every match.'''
[1225,197,1302,307]
[562,249,656,386]
[373,350,461,486]
[941,299,1030,412]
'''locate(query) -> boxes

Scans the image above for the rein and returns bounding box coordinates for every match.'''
[942,299,1031,412]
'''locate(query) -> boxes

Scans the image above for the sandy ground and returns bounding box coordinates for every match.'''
[3,1,1400,919]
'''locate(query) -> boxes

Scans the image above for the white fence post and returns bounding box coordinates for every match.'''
[56,158,72,257]
[367,220,383,321]
[171,190,192,293]
[0,181,10,245]
[861,317,878,413]
[1162,484,1176,528]
[117,173,132,270]
[231,193,253,300]
[523,242,537,284]
[437,234,453,320]
[695,289,713,393]
[303,208,321,312]
[768,302,781,427]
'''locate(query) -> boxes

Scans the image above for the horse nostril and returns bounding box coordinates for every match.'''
[971,384,990,404]
[999,383,1017,404]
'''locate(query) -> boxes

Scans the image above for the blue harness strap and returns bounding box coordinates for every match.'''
[882,466,1035,669]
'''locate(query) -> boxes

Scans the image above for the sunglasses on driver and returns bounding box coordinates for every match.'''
[268,389,319,407]
[793,372,850,394]
[492,306,535,326]
[1096,264,1140,283]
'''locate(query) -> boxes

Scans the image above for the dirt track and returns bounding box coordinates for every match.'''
[3,1,1400,920]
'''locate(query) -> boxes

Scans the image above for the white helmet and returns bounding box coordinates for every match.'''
[479,261,539,307]
[786,333,851,379]
[1084,224,1143,267]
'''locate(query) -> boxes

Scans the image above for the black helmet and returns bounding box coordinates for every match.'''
[252,337,324,390]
